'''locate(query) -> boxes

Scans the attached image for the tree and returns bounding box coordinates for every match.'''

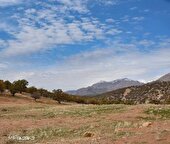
[38,88,48,97]
[9,84,18,96]
[52,89,63,104]
[0,80,5,93]
[31,91,41,102]
[13,79,28,93]
[26,86,37,94]
[9,80,28,96]
[4,80,12,90]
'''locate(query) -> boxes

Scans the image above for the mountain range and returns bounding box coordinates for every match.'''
[67,78,143,96]
[88,73,170,104]
[67,73,170,97]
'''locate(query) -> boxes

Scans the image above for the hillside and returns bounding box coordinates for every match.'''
[96,81,170,104]
[0,93,57,105]
[158,73,170,82]
[67,78,143,96]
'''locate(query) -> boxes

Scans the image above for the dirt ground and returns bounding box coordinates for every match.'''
[0,94,170,144]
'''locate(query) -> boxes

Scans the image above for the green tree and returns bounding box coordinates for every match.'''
[0,80,5,93]
[9,84,18,96]
[38,88,48,97]
[26,86,37,94]
[13,79,28,93]
[4,80,12,89]
[52,89,63,104]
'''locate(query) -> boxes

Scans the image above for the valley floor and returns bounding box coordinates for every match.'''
[0,94,170,144]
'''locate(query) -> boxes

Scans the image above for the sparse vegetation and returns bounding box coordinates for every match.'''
[95,81,170,104]
[43,105,125,118]
[145,107,170,119]
[1,98,169,144]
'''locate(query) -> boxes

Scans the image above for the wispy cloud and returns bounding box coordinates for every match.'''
[132,16,145,21]
[130,7,137,10]
[1,0,121,56]
[0,0,22,6]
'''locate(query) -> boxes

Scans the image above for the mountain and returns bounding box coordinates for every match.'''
[158,73,170,82]
[67,78,143,96]
[95,81,170,104]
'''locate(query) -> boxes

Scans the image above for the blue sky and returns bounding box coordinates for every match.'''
[0,0,170,90]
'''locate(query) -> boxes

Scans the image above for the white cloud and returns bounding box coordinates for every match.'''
[57,0,89,13]
[106,28,122,35]
[130,7,137,10]
[121,15,130,22]
[138,40,155,47]
[105,18,116,23]
[0,0,22,6]
[96,0,119,6]
[2,39,170,90]
[132,16,145,21]
[1,0,121,56]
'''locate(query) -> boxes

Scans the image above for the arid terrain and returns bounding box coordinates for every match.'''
[0,94,170,144]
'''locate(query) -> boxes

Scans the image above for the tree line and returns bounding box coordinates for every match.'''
[0,79,68,103]
[0,79,106,104]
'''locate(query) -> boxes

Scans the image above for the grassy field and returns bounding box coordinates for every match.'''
[0,94,170,144]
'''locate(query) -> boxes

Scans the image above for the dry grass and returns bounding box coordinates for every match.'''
[0,94,170,144]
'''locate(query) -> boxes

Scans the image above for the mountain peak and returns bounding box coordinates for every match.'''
[111,78,131,83]
[96,80,107,84]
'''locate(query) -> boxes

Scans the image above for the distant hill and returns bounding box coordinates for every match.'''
[67,78,143,96]
[95,81,170,104]
[158,73,170,82]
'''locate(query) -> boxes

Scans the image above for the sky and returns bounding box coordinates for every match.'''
[0,0,170,91]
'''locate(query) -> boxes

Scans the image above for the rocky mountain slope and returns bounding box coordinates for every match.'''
[158,73,170,82]
[67,78,143,96]
[96,81,170,104]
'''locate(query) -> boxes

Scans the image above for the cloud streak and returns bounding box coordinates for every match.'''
[0,0,22,6]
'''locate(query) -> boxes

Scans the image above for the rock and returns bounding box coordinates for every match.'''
[1,108,8,112]
[142,122,152,127]
[83,132,94,137]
